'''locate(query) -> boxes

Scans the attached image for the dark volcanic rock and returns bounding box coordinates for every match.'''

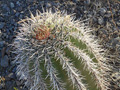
[0,41,5,47]
[0,55,9,67]
[10,2,15,8]
[0,22,5,29]
[99,8,106,15]
[8,73,16,79]
[5,81,15,90]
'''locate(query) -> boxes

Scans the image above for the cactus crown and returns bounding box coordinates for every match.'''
[13,10,111,90]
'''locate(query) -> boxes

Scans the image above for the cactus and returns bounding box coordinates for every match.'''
[12,10,112,90]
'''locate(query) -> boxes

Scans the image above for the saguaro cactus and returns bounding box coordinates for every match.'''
[12,10,111,90]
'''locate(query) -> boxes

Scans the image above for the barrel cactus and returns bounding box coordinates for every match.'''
[12,10,112,90]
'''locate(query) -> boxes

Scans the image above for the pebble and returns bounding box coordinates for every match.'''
[2,47,6,57]
[46,3,52,8]
[99,8,106,15]
[0,52,1,58]
[118,10,120,15]
[5,75,11,80]
[17,7,22,12]
[84,0,91,5]
[112,38,119,48]
[0,17,4,22]
[11,9,15,15]
[87,14,92,18]
[98,17,104,25]
[16,1,20,6]
[8,73,16,79]
[0,85,2,89]
[2,4,7,8]
[5,81,15,90]
[0,22,5,29]
[12,66,17,73]
[6,7,10,12]
[112,9,116,15]
[107,38,119,49]
[73,0,79,3]
[92,17,97,23]
[0,41,5,47]
[99,28,107,35]
[19,14,23,19]
[0,30,1,35]
[16,80,22,86]
[0,55,9,67]
[105,11,111,17]
[15,12,20,17]
[10,19,15,25]
[26,0,37,3]
[116,21,120,26]
[10,2,15,8]
[0,83,5,89]
[6,47,10,55]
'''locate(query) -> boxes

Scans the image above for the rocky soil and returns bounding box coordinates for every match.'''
[0,0,119,90]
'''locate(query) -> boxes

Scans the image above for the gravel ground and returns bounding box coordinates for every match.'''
[0,0,120,90]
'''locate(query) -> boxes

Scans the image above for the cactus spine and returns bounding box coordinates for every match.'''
[12,10,112,90]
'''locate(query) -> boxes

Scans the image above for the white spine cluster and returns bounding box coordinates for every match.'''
[12,9,112,90]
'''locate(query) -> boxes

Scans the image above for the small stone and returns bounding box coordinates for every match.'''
[46,3,51,8]
[0,41,5,47]
[17,7,22,12]
[3,4,7,9]
[6,7,10,12]
[0,55,9,67]
[15,12,20,17]
[8,73,16,79]
[16,1,20,6]
[116,21,120,26]
[0,83,5,89]
[118,10,120,15]
[0,17,4,22]
[0,85,2,89]
[112,38,119,47]
[26,0,37,3]
[112,9,116,15]
[98,17,104,25]
[19,14,23,19]
[99,8,106,15]
[0,22,5,29]
[99,28,107,35]
[84,0,91,5]
[73,0,79,3]
[16,80,22,86]
[0,52,2,58]
[87,14,92,18]
[22,87,28,90]
[10,19,15,25]
[10,2,14,8]
[105,11,111,17]
[5,81,15,90]
[12,66,17,73]
[2,47,6,57]
[84,10,87,14]
[92,17,97,23]
[6,47,10,55]
[5,76,11,81]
